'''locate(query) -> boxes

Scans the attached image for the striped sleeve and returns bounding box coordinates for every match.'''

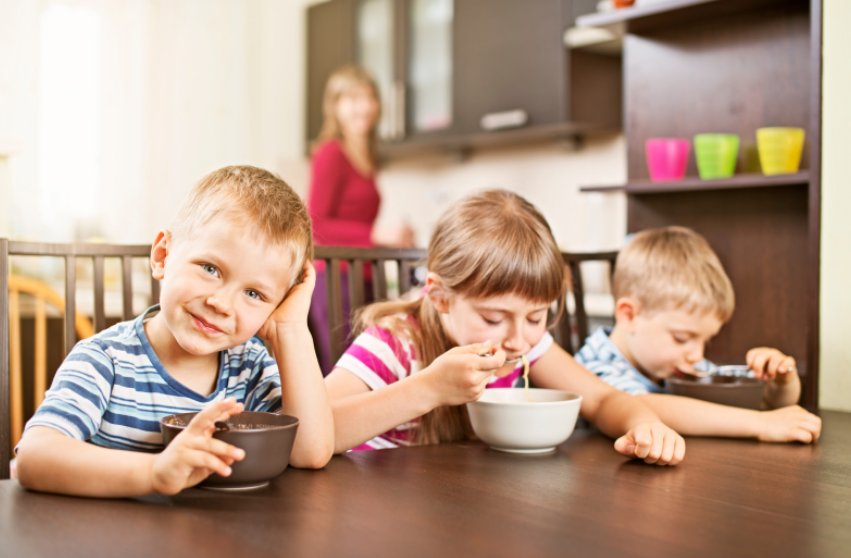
[243,344,283,412]
[24,340,116,441]
[581,360,650,395]
[335,325,412,390]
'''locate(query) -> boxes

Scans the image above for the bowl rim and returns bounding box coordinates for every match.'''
[471,387,584,407]
[160,410,300,431]
[665,376,765,388]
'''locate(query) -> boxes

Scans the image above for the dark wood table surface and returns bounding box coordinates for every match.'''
[2,411,849,558]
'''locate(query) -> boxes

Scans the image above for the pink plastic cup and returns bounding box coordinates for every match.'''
[645,138,690,182]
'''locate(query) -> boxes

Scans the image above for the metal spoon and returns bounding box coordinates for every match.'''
[477,351,522,364]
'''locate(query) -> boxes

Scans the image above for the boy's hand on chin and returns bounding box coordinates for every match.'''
[258,261,316,340]
[614,422,686,466]
[151,398,245,495]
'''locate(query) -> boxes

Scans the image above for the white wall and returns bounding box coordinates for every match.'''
[819,0,851,412]
[1,0,626,291]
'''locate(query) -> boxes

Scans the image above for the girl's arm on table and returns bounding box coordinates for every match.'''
[530,344,686,465]
[636,394,821,443]
[16,399,245,498]
[325,368,435,453]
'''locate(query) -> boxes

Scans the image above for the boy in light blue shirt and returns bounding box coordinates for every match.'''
[575,227,821,443]
[16,166,335,497]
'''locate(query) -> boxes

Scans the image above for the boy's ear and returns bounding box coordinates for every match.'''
[614,297,639,332]
[426,272,450,314]
[150,230,171,281]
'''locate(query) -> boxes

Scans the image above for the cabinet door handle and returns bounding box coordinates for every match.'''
[394,81,406,139]
[480,109,529,131]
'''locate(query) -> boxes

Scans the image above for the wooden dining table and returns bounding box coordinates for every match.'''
[1,410,849,558]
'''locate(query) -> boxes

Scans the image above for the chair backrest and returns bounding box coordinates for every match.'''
[8,275,96,449]
[314,246,427,366]
[312,246,618,367]
[1,239,158,480]
[552,251,619,355]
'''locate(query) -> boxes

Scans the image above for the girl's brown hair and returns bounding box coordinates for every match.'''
[356,190,565,445]
[316,65,381,166]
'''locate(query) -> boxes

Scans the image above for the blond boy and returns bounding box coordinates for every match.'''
[574,227,821,443]
[16,166,334,497]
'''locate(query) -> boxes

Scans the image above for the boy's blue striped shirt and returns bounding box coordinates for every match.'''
[22,306,282,453]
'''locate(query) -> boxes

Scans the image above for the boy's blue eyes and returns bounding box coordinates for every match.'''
[202,264,219,277]
[199,264,265,301]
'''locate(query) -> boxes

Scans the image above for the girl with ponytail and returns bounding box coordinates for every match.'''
[325,190,686,465]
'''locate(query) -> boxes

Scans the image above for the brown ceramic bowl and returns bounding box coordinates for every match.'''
[665,375,766,410]
[160,411,299,490]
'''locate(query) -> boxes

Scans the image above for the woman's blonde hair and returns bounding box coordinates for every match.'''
[356,190,565,445]
[613,226,735,322]
[170,165,314,288]
[317,65,381,166]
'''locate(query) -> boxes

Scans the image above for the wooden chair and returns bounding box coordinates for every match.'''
[552,251,619,355]
[1,240,158,480]
[8,275,96,449]
[314,246,427,367]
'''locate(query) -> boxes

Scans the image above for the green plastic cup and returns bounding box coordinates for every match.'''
[694,134,740,180]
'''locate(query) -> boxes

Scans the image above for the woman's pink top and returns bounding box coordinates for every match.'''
[308,140,380,247]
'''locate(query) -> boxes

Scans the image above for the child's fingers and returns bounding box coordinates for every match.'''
[188,436,246,462]
[790,427,814,444]
[671,436,686,466]
[642,427,666,465]
[473,348,506,372]
[778,356,797,374]
[658,432,678,466]
[186,398,242,436]
[765,354,787,380]
[185,449,233,478]
[750,352,770,379]
[631,424,653,460]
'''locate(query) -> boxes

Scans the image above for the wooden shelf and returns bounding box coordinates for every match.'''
[379,121,612,161]
[576,0,801,33]
[580,171,810,194]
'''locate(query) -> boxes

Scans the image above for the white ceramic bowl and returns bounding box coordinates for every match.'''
[466,388,583,453]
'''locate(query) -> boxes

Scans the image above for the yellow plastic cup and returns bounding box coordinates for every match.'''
[756,127,805,175]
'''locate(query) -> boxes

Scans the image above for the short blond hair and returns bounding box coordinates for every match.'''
[170,165,313,287]
[613,226,735,321]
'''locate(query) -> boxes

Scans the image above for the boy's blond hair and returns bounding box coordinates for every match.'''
[170,165,313,287]
[613,226,735,321]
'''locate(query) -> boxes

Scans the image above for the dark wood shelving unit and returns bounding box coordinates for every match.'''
[580,171,810,193]
[579,0,822,409]
[576,0,799,32]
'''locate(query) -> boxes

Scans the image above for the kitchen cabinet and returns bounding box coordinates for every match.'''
[306,0,621,157]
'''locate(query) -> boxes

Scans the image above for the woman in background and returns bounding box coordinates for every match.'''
[308,65,414,374]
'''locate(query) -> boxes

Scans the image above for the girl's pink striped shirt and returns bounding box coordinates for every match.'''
[336,322,554,451]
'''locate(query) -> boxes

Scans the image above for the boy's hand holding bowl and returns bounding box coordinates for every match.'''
[152,398,245,495]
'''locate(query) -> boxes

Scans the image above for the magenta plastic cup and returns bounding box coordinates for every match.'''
[645,138,690,182]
